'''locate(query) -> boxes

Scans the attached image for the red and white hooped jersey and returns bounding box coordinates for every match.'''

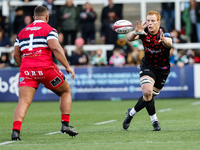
[14,20,58,69]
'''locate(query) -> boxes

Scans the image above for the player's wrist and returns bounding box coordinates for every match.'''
[133,30,145,35]
[161,38,167,44]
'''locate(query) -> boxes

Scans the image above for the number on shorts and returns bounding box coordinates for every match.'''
[29,34,34,51]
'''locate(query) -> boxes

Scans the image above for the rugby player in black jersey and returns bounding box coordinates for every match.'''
[123,10,172,131]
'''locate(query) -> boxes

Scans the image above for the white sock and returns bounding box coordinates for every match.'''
[129,108,137,116]
[150,114,158,123]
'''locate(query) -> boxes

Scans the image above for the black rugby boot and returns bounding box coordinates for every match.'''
[123,108,133,130]
[152,121,161,131]
[11,130,21,140]
[61,124,78,137]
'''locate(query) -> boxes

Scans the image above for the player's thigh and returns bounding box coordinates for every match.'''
[140,65,155,91]
[140,75,155,94]
[18,86,36,104]
[40,64,65,90]
[39,65,71,96]
[52,79,71,97]
[140,64,156,96]
[154,70,169,89]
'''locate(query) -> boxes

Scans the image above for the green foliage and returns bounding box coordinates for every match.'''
[0,99,200,150]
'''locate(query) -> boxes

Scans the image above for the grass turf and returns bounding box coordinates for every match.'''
[0,98,200,150]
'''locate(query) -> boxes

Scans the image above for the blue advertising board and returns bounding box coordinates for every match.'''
[157,65,194,98]
[0,65,194,102]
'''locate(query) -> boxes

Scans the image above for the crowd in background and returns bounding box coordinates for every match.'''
[0,0,200,68]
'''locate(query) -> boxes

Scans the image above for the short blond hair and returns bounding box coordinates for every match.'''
[146,10,161,21]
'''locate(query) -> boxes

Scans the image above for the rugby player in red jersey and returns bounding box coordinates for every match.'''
[11,6,78,140]
[123,10,172,131]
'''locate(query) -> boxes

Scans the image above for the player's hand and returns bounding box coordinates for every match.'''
[159,29,166,43]
[135,19,147,35]
[66,67,75,80]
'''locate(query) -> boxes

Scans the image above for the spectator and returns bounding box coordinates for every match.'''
[0,29,11,48]
[0,29,12,67]
[0,11,6,31]
[80,2,97,44]
[58,32,65,47]
[13,7,24,37]
[70,37,88,66]
[9,51,18,67]
[60,0,80,45]
[192,49,200,63]
[17,15,32,34]
[196,2,200,42]
[20,0,35,17]
[187,49,200,64]
[58,32,70,63]
[13,2,34,36]
[176,49,189,68]
[170,29,187,43]
[182,0,198,42]
[113,34,132,62]
[169,47,176,67]
[43,0,60,29]
[101,0,123,24]
[109,48,125,67]
[161,3,175,32]
[91,49,107,66]
[0,54,8,68]
[101,9,118,44]
[127,40,144,66]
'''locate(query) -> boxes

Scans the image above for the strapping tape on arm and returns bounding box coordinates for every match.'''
[133,30,145,35]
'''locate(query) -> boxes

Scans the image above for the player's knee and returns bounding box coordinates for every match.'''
[143,89,153,101]
[61,91,71,98]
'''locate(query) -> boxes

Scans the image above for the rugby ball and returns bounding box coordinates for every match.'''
[112,20,133,34]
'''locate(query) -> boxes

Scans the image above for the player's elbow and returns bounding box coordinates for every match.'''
[52,48,61,55]
[14,51,21,61]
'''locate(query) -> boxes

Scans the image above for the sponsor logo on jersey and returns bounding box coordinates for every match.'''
[22,50,42,57]
[20,77,24,82]
[162,66,168,70]
[144,47,162,54]
[25,27,42,31]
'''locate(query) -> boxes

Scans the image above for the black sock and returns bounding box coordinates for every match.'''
[62,121,69,127]
[134,96,145,112]
[144,98,155,116]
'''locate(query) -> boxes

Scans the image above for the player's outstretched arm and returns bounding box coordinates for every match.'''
[159,29,172,48]
[14,46,22,67]
[127,19,147,41]
[48,39,75,79]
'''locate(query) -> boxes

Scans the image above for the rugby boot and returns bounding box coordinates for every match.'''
[123,108,133,130]
[61,124,78,137]
[152,121,161,131]
[11,130,21,140]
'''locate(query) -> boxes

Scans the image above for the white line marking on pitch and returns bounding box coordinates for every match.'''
[44,131,61,135]
[94,120,116,125]
[0,141,15,146]
[158,108,172,112]
[191,101,200,105]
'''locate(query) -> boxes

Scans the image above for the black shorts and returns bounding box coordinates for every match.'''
[140,62,170,89]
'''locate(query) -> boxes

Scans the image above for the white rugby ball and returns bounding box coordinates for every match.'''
[112,20,133,34]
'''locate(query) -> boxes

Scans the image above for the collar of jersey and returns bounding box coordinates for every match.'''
[34,20,45,23]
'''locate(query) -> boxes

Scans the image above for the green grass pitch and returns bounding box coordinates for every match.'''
[0,98,200,150]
